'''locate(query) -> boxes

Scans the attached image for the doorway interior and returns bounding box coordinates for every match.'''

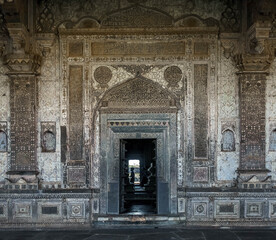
[120,139,157,214]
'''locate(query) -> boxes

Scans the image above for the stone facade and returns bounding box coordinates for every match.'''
[0,0,276,229]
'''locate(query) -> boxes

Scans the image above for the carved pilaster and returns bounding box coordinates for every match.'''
[234,53,272,188]
[3,23,41,187]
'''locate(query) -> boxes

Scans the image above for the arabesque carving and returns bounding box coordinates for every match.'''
[101,5,173,28]
[100,77,178,111]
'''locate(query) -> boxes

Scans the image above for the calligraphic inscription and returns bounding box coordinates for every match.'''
[68,42,83,57]
[10,76,37,171]
[164,66,182,87]
[240,74,266,169]
[91,42,185,57]
[69,66,83,160]
[194,64,208,158]
[94,66,112,88]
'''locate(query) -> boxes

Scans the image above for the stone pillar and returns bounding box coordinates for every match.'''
[4,23,41,188]
[235,54,272,188]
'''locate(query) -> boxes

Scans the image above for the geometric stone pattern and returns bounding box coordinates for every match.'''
[239,74,266,170]
[9,76,37,172]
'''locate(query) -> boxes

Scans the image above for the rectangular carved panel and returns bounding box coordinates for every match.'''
[69,66,83,160]
[42,206,58,215]
[240,74,266,169]
[10,76,37,171]
[60,126,67,163]
[91,42,185,57]
[68,42,83,57]
[194,42,209,55]
[194,64,208,158]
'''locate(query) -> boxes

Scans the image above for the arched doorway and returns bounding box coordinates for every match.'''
[97,76,180,215]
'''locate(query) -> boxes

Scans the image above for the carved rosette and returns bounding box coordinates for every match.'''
[164,66,182,88]
[93,66,112,88]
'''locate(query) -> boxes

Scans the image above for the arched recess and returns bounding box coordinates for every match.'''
[269,129,276,151]
[95,76,181,215]
[221,129,236,152]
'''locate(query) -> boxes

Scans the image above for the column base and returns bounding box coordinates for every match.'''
[5,171,39,190]
[236,169,271,189]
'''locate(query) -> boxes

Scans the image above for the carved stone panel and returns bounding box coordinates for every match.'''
[91,42,185,57]
[69,66,83,160]
[68,41,83,57]
[193,167,209,182]
[239,74,266,170]
[10,76,37,172]
[194,64,208,158]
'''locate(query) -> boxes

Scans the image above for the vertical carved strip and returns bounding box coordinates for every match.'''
[239,74,266,169]
[194,64,208,158]
[69,66,83,160]
[10,76,37,172]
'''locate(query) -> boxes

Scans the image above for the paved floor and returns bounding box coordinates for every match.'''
[0,228,276,240]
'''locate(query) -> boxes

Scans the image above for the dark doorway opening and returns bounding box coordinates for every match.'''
[120,139,157,214]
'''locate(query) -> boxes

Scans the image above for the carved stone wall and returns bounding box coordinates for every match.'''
[266,59,276,180]
[35,0,241,33]
[9,75,37,172]
[217,51,239,182]
[0,60,9,183]
[194,64,208,159]
[36,36,62,184]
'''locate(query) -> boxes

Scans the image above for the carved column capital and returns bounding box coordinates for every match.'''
[3,23,42,75]
[233,53,273,74]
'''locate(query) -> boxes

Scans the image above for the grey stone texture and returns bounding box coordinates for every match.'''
[0,0,276,229]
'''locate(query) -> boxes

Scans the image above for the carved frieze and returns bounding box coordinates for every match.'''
[91,41,185,57]
[239,74,266,170]
[101,5,173,28]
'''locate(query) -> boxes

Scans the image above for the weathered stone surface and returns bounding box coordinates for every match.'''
[0,0,276,229]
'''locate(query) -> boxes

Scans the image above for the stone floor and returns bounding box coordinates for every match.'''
[0,227,276,240]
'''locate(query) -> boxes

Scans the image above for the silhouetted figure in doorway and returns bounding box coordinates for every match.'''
[130,167,135,184]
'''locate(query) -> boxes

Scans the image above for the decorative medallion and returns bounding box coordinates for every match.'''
[94,66,112,88]
[164,66,182,87]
